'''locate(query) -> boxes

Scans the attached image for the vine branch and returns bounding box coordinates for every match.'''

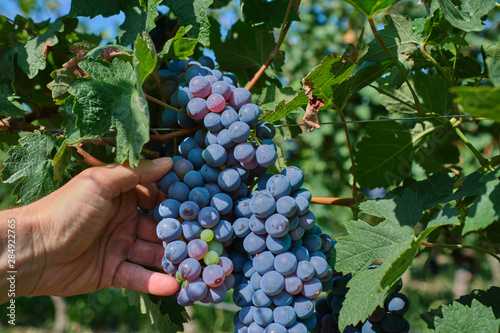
[420,241,500,263]
[245,0,300,90]
[310,197,356,206]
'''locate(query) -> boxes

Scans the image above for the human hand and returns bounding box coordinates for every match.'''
[0,157,179,301]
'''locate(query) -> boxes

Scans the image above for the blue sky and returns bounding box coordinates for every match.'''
[0,0,126,43]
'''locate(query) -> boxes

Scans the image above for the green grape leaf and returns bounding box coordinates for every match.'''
[210,20,276,73]
[362,14,422,64]
[0,131,70,205]
[133,32,157,84]
[242,0,300,30]
[486,43,500,87]
[433,299,500,332]
[342,0,398,18]
[119,0,162,46]
[47,68,79,103]
[359,189,423,232]
[485,222,500,249]
[68,58,150,167]
[159,25,198,60]
[0,79,29,118]
[427,204,461,229]
[453,86,500,123]
[405,172,457,210]
[355,121,413,188]
[437,0,496,32]
[422,287,500,330]
[462,169,500,235]
[162,0,212,47]
[262,91,308,123]
[335,219,414,330]
[259,84,303,122]
[17,18,65,78]
[125,290,189,333]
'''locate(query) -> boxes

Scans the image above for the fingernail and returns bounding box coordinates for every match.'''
[153,157,172,165]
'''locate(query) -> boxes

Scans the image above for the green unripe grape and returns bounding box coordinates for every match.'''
[208,240,224,256]
[200,229,214,242]
[203,250,220,265]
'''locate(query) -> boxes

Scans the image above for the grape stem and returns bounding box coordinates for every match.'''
[245,0,300,90]
[0,14,38,37]
[310,197,356,206]
[420,241,500,263]
[144,93,186,114]
[149,127,201,143]
[73,143,105,166]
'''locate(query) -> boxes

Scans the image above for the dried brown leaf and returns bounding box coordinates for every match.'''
[43,40,53,58]
[302,79,324,131]
[101,47,132,62]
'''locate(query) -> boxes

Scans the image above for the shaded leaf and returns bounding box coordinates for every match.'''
[119,0,162,46]
[437,0,496,32]
[453,86,500,123]
[210,20,276,73]
[126,290,189,333]
[0,79,29,118]
[163,0,212,47]
[359,189,423,232]
[259,85,303,122]
[47,68,79,103]
[17,18,65,78]
[133,32,157,84]
[159,25,198,60]
[355,121,413,188]
[362,14,422,64]
[463,169,500,235]
[242,0,300,29]
[342,0,398,18]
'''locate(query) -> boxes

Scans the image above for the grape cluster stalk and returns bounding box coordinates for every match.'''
[151,57,409,333]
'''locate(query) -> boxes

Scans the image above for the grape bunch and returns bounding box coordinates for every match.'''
[312,266,410,333]
[151,56,335,332]
[229,171,335,333]
[152,56,280,306]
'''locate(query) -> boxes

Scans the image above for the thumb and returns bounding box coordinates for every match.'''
[78,157,173,200]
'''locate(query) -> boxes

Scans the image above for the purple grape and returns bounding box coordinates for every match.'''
[234,142,256,163]
[238,103,261,127]
[164,240,188,264]
[203,144,227,167]
[203,264,225,287]
[212,80,232,100]
[179,257,202,281]
[179,201,200,221]
[204,112,223,131]
[156,218,182,242]
[229,88,252,110]
[255,145,277,168]
[189,75,211,98]
[187,97,209,120]
[187,239,208,260]
[185,277,208,301]
[207,93,226,112]
[228,121,251,143]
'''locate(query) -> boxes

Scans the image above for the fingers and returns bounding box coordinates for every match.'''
[136,215,161,243]
[128,238,164,269]
[77,157,173,201]
[113,261,179,296]
[135,182,164,210]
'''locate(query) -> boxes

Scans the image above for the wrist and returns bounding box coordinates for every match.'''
[0,203,45,303]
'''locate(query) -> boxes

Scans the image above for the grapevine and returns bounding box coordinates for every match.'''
[0,0,499,332]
